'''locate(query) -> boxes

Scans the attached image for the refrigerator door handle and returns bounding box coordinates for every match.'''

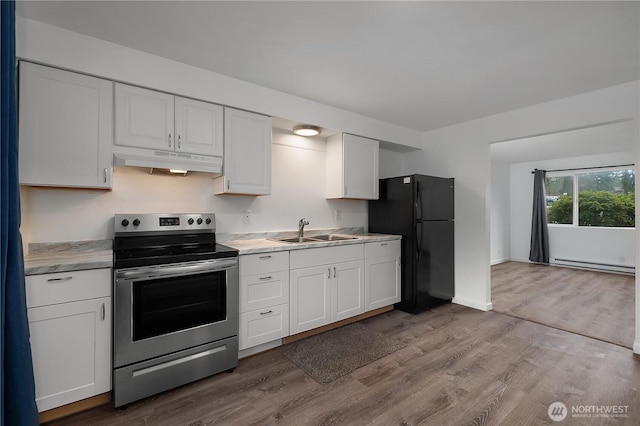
[416,180,423,221]
[416,220,423,261]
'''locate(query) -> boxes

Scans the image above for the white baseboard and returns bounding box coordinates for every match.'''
[453,297,492,312]
[490,258,510,266]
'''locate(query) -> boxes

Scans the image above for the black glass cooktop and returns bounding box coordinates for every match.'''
[114,233,238,269]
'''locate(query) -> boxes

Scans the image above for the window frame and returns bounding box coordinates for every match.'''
[545,166,635,229]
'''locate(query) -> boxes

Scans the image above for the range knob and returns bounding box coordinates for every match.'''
[121,219,130,227]
[188,218,195,225]
[205,218,212,225]
[197,218,203,225]
[132,218,140,227]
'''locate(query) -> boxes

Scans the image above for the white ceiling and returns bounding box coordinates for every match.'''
[16,1,640,133]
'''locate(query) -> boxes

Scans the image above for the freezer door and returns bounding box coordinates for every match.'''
[415,175,454,221]
[415,220,454,306]
[368,176,415,236]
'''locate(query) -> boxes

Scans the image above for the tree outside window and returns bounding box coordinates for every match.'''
[545,168,635,227]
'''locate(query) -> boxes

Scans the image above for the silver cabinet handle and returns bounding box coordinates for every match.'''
[47,276,73,282]
[333,267,337,278]
[328,267,331,279]
[227,179,230,190]
[259,255,272,260]
[259,276,272,281]
[168,133,172,147]
[104,168,108,183]
[178,134,182,149]
[101,303,105,321]
[381,243,388,246]
[260,310,273,315]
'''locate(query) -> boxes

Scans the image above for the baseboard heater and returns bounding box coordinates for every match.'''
[552,258,635,275]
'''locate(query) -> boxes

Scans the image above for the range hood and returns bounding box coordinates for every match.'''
[113,145,222,174]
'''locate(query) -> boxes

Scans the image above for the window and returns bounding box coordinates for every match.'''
[545,167,635,227]
[546,175,574,225]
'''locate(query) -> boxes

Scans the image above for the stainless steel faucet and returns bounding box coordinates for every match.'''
[298,218,309,240]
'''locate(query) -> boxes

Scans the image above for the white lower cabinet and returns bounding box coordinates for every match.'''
[238,252,290,350]
[289,245,364,334]
[365,240,401,311]
[290,265,332,333]
[26,269,111,412]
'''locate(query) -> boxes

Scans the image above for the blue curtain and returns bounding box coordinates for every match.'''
[529,169,550,264]
[1,1,39,424]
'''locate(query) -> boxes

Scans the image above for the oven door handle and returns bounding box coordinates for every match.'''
[116,259,237,281]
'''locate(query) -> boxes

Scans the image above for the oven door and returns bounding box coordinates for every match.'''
[114,258,238,368]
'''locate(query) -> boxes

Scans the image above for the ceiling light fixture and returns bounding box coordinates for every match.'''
[292,124,321,137]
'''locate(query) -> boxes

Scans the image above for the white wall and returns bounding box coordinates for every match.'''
[22,130,366,243]
[404,80,638,320]
[490,161,510,264]
[509,152,636,268]
[379,148,407,179]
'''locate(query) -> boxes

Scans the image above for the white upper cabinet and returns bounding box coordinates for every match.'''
[326,133,379,200]
[175,97,223,156]
[115,84,223,157]
[213,107,272,195]
[19,62,113,189]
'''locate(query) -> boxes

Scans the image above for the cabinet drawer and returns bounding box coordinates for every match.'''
[239,271,289,313]
[365,240,401,258]
[26,269,111,308]
[239,251,289,276]
[239,304,289,350]
[290,244,363,269]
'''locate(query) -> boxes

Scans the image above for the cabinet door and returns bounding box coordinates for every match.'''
[28,297,111,412]
[290,266,331,334]
[175,96,223,156]
[326,133,379,200]
[115,83,175,150]
[365,255,401,311]
[332,260,365,321]
[343,134,379,199]
[217,108,271,195]
[19,62,113,188]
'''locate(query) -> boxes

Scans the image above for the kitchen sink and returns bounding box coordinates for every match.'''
[269,235,359,244]
[270,237,319,244]
[311,234,359,241]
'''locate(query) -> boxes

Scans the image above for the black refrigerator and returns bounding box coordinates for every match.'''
[368,174,454,313]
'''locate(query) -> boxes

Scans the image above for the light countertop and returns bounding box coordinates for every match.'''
[23,232,402,274]
[223,233,401,255]
[24,240,112,276]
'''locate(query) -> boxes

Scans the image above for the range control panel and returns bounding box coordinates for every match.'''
[114,213,216,234]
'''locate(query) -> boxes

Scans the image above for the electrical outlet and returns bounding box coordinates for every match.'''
[243,210,251,223]
[335,209,342,220]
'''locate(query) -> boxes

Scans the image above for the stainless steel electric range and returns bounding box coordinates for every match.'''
[112,213,238,407]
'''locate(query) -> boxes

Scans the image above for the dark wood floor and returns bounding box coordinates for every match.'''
[492,261,635,349]
[50,303,640,425]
